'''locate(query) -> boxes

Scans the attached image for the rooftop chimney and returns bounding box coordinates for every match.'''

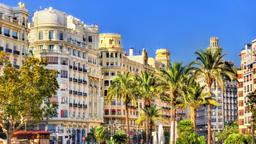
[129,47,134,56]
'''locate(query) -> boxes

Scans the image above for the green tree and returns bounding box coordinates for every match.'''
[215,122,239,144]
[191,48,236,144]
[107,72,136,143]
[136,71,159,143]
[0,53,59,144]
[160,62,187,144]
[112,130,128,144]
[95,125,109,144]
[86,128,96,143]
[136,105,165,142]
[246,91,256,144]
[176,119,206,144]
[180,77,208,130]
[224,133,251,144]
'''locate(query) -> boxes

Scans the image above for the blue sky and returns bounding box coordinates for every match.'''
[1,0,256,66]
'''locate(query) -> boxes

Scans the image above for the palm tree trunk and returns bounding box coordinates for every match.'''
[149,120,153,144]
[252,121,255,144]
[190,106,196,131]
[170,107,176,144]
[207,83,213,144]
[207,104,211,144]
[125,104,130,144]
[145,116,149,144]
[145,99,150,144]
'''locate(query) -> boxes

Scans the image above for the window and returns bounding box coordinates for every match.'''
[4,28,10,36]
[104,80,109,86]
[12,31,18,39]
[104,90,108,96]
[38,45,43,50]
[49,30,54,40]
[45,57,58,64]
[88,36,93,42]
[48,45,54,52]
[21,33,25,40]
[109,39,113,44]
[104,72,109,76]
[61,70,68,78]
[60,110,68,118]
[106,52,109,58]
[59,32,64,40]
[59,46,63,52]
[39,31,43,40]
[61,58,68,65]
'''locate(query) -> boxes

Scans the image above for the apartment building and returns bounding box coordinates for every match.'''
[197,37,238,138]
[237,41,256,134]
[0,2,29,67]
[99,33,171,133]
[28,7,103,144]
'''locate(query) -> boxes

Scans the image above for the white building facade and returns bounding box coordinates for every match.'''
[28,7,103,144]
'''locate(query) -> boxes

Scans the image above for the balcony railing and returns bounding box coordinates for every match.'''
[5,48,12,53]
[13,50,20,55]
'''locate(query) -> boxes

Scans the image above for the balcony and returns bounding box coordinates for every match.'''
[83,80,87,84]
[83,69,87,73]
[83,93,87,96]
[69,77,72,81]
[13,50,20,55]
[73,91,78,95]
[12,35,18,39]
[78,92,83,96]
[78,67,83,72]
[69,65,73,69]
[5,48,12,53]
[73,78,78,82]
[73,103,77,107]
[78,79,83,83]
[73,66,78,70]
[13,64,20,69]
[83,104,87,109]
[69,90,73,94]
[69,103,73,107]
[4,33,10,37]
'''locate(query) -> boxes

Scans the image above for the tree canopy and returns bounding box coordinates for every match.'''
[0,52,59,143]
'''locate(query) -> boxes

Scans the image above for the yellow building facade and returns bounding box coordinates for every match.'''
[99,33,171,133]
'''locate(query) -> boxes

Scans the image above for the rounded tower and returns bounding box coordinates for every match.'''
[155,48,170,68]
[99,33,123,52]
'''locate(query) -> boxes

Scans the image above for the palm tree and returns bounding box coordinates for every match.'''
[136,105,165,141]
[246,91,256,144]
[136,71,159,143]
[112,130,129,144]
[95,125,109,144]
[160,62,187,144]
[107,72,137,143]
[191,48,236,144]
[180,77,207,130]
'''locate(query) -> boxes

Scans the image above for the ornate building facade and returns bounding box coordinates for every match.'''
[237,40,256,134]
[0,2,29,68]
[99,33,171,133]
[28,7,103,143]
